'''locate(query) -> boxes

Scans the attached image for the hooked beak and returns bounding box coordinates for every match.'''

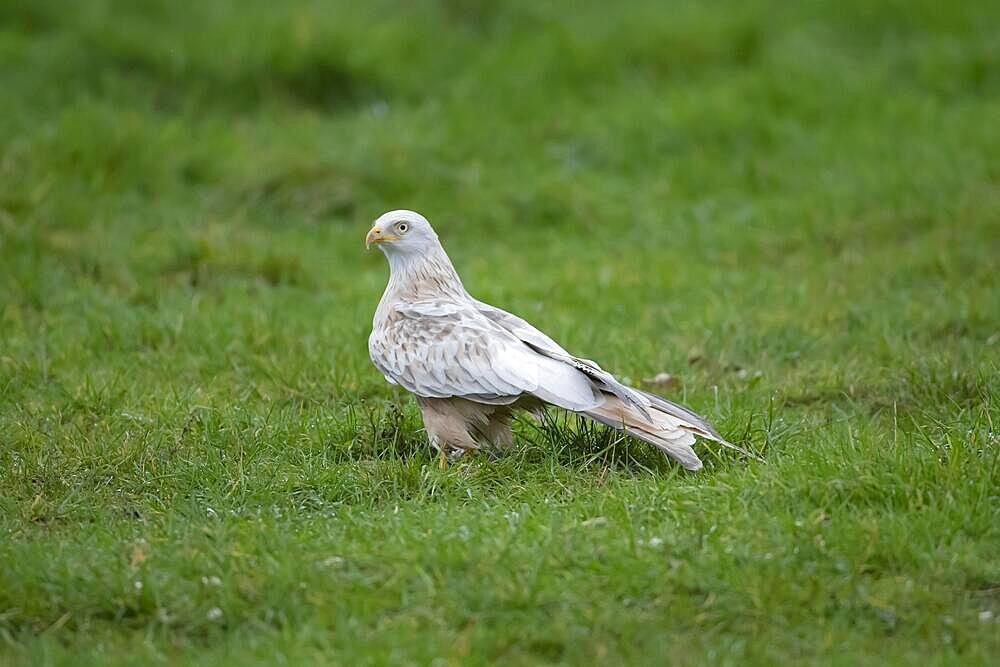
[365,226,398,249]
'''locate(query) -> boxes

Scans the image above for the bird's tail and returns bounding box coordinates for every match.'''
[581,388,757,471]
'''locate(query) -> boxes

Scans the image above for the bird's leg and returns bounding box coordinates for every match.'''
[427,432,450,469]
[426,426,466,469]
[417,397,479,468]
[437,445,469,469]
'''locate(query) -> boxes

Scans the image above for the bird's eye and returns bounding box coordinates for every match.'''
[396,222,408,233]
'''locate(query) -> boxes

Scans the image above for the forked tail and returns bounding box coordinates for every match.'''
[582,388,758,471]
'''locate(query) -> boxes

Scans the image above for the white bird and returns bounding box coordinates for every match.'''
[366,209,748,470]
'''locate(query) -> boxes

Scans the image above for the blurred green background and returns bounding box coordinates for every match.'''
[1,1,998,665]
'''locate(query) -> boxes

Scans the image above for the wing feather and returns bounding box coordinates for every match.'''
[370,300,535,399]
[472,299,653,420]
[369,299,601,410]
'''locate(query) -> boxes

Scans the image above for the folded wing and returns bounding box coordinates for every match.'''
[472,299,654,419]
[369,300,602,411]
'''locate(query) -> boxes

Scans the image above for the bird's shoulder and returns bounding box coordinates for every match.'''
[380,297,508,330]
[370,298,509,350]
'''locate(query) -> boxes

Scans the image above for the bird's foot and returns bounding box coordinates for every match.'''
[437,448,469,469]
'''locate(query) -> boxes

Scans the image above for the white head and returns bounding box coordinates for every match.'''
[366,209,466,296]
[365,210,439,258]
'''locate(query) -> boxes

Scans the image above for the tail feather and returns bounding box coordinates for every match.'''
[583,406,703,470]
[581,389,759,471]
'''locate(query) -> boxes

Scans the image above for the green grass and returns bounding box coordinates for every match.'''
[2,0,999,664]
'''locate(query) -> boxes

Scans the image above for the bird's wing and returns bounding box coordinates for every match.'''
[471,299,654,420]
[472,299,756,467]
[370,299,601,411]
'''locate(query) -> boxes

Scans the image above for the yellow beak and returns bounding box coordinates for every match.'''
[365,226,398,249]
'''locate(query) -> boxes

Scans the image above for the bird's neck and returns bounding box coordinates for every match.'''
[384,245,468,302]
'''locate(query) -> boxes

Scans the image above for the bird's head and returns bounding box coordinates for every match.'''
[365,210,438,256]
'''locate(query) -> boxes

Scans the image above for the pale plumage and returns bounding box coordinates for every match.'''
[366,210,748,471]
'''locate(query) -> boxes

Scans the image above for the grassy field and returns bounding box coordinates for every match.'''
[2,0,999,664]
